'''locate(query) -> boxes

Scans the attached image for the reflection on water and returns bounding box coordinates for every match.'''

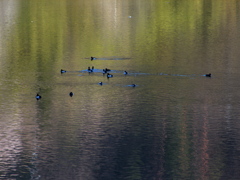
[1,0,240,179]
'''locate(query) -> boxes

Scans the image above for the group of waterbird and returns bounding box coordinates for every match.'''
[36,57,211,100]
[36,57,135,100]
[77,66,115,78]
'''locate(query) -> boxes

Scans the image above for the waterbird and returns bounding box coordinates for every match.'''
[130,84,136,87]
[69,92,74,97]
[61,69,67,73]
[98,82,103,85]
[105,68,111,72]
[88,67,93,73]
[103,68,111,75]
[107,73,113,78]
[205,73,211,77]
[36,93,41,100]
[91,57,96,60]
[124,71,128,75]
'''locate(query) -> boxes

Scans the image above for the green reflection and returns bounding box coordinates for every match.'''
[1,0,240,179]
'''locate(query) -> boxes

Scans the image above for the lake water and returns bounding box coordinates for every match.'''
[1,0,240,179]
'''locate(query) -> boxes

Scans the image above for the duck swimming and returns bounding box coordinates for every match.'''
[205,73,211,77]
[98,82,103,85]
[124,71,128,75]
[105,68,111,72]
[36,93,41,100]
[107,73,113,78]
[91,57,96,60]
[69,92,74,97]
[61,69,67,73]
[130,84,136,87]
[88,67,93,73]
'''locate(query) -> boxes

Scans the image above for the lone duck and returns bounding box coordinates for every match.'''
[61,69,67,73]
[36,93,41,100]
[131,84,136,87]
[205,73,211,77]
[98,82,103,85]
[107,73,113,78]
[91,57,96,60]
[124,71,128,75]
[69,92,74,97]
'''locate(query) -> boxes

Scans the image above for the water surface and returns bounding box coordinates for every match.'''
[1,0,240,179]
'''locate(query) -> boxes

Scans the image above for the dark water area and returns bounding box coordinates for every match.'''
[1,0,240,179]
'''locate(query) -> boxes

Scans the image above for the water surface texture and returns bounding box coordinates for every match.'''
[1,0,240,179]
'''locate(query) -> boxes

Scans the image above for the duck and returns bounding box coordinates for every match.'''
[103,69,109,75]
[88,67,93,73]
[124,71,128,75]
[61,69,67,73]
[205,73,211,77]
[36,93,41,100]
[91,57,96,60]
[69,92,74,97]
[131,84,136,87]
[107,73,113,78]
[98,82,103,85]
[105,68,111,72]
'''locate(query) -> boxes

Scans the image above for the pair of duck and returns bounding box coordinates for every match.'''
[103,68,111,73]
[102,68,113,78]
[36,92,74,100]
[88,67,112,75]
[88,66,94,73]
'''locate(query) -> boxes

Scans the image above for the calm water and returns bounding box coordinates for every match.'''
[1,0,240,179]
